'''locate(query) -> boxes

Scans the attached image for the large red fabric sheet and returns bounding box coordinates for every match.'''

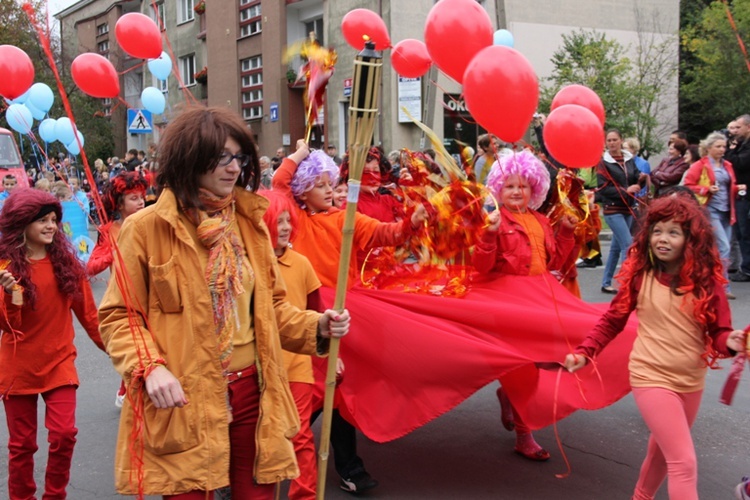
[318,272,637,443]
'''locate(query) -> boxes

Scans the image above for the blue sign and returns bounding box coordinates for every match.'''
[269,102,279,122]
[127,108,153,134]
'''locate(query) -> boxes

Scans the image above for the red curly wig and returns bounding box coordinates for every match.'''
[616,195,724,326]
[260,190,299,249]
[102,171,148,219]
[0,188,88,308]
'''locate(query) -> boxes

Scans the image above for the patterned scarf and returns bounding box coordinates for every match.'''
[184,189,248,372]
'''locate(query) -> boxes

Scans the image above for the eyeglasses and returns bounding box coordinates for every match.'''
[218,152,251,168]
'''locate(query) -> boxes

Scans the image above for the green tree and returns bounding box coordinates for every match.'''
[540,28,674,158]
[680,0,750,141]
[0,0,113,168]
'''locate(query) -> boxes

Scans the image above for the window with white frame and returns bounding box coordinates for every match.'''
[179,54,196,86]
[102,98,112,116]
[158,78,168,93]
[239,1,261,37]
[96,23,109,35]
[303,17,323,43]
[98,40,109,53]
[240,55,262,121]
[242,106,262,120]
[178,0,194,24]
[152,3,166,29]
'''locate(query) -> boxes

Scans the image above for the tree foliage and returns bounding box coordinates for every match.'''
[0,0,114,167]
[540,27,677,158]
[680,0,750,142]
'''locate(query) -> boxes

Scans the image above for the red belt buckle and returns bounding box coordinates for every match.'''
[226,364,257,383]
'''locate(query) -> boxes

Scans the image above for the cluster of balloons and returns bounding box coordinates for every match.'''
[543,85,606,168]
[339,1,538,144]
[38,117,86,154]
[71,13,168,115]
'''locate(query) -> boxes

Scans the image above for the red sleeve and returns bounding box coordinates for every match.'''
[271,158,297,199]
[472,229,499,274]
[549,223,576,271]
[355,212,414,250]
[86,224,114,276]
[576,281,639,358]
[706,280,734,356]
[0,292,22,332]
[682,161,710,197]
[72,279,106,352]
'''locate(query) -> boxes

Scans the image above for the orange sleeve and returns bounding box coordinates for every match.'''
[86,223,114,276]
[272,158,297,199]
[354,212,412,250]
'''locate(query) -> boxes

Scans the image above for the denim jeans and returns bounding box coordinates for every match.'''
[734,196,750,275]
[602,213,633,288]
[708,207,732,290]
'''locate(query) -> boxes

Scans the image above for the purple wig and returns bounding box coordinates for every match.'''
[485,150,550,210]
[290,150,339,205]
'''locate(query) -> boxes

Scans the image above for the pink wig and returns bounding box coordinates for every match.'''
[0,188,87,307]
[485,150,550,210]
[290,150,339,205]
[260,190,299,246]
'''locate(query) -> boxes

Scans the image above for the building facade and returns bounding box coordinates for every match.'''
[57,0,679,162]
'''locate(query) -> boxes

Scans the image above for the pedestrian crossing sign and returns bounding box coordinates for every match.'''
[127,109,153,134]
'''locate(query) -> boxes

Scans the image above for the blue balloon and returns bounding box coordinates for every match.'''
[6,103,33,134]
[147,52,172,80]
[141,86,166,114]
[493,29,514,48]
[24,101,46,121]
[55,117,75,144]
[28,83,54,112]
[38,118,58,143]
[66,131,84,155]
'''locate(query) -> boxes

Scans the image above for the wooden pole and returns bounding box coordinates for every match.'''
[316,41,382,500]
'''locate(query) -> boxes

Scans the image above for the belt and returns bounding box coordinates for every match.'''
[225,364,257,384]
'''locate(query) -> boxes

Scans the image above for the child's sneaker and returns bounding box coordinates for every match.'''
[340,470,378,494]
[736,477,750,500]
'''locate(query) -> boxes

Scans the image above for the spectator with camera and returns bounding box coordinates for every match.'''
[724,114,750,282]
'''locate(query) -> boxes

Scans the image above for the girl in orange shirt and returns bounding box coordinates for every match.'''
[565,195,746,500]
[0,189,106,499]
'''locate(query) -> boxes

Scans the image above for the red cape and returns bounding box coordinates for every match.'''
[317,272,637,443]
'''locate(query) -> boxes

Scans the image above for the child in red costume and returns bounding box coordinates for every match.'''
[473,150,577,461]
[565,195,745,500]
[0,189,106,499]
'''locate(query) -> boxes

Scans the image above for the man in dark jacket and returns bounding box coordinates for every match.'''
[124,148,141,171]
[725,114,750,281]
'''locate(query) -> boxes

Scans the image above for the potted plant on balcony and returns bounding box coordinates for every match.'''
[194,66,208,84]
[194,0,205,15]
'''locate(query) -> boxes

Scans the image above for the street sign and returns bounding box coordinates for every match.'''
[269,102,279,122]
[343,78,352,97]
[127,109,153,134]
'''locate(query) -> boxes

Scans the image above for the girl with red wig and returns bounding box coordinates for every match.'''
[0,189,106,499]
[86,171,148,277]
[565,195,746,500]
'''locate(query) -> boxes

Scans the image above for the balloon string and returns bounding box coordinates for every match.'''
[551,367,572,479]
[119,60,148,75]
[722,0,750,74]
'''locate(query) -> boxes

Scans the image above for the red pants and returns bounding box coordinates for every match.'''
[3,385,78,500]
[288,382,317,500]
[164,366,275,500]
[632,387,702,500]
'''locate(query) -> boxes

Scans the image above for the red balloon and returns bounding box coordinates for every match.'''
[115,13,162,59]
[424,0,493,84]
[71,53,120,98]
[0,45,35,100]
[463,46,539,144]
[391,39,431,78]
[543,104,605,168]
[551,84,606,127]
[341,9,390,51]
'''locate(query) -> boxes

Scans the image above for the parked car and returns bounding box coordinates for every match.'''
[0,127,30,190]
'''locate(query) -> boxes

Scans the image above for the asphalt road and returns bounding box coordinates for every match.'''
[1,239,749,499]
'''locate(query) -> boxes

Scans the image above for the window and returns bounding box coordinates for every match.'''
[96,23,109,35]
[152,3,166,29]
[304,17,323,44]
[158,78,168,93]
[179,54,196,86]
[242,106,262,120]
[240,55,262,121]
[239,1,261,37]
[178,0,194,24]
[98,40,109,53]
[102,98,112,117]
